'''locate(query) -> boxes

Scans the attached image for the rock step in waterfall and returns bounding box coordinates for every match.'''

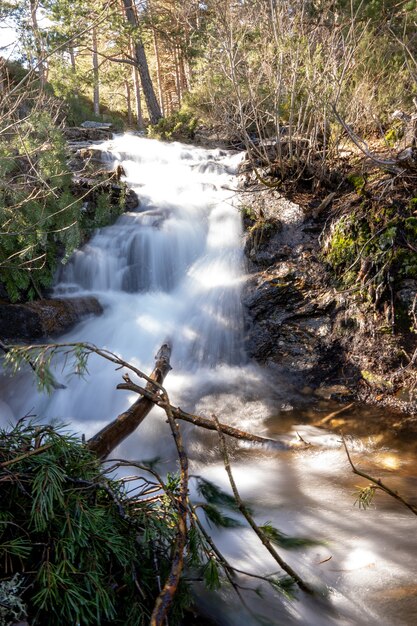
[56,135,246,368]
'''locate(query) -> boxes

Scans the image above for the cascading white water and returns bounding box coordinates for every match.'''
[2,135,417,626]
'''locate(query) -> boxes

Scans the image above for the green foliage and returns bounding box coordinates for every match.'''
[203,557,221,591]
[0,109,83,301]
[148,108,199,142]
[200,503,242,528]
[0,420,189,626]
[259,523,320,550]
[353,485,377,510]
[267,575,297,600]
[196,476,240,510]
[0,88,127,302]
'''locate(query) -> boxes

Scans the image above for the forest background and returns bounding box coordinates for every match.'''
[1,0,417,304]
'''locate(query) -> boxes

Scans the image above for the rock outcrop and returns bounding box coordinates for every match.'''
[241,181,417,415]
[0,297,103,342]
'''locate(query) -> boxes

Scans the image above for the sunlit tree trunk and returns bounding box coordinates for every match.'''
[173,45,181,107]
[122,0,162,124]
[152,27,165,117]
[29,0,46,88]
[125,79,133,125]
[130,41,143,129]
[69,46,76,73]
[92,25,100,116]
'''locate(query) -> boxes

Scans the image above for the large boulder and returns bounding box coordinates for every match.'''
[0,297,103,342]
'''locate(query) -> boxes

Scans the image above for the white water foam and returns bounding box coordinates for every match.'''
[2,135,417,626]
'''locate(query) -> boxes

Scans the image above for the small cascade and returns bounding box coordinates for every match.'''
[3,134,417,626]
[56,135,245,367]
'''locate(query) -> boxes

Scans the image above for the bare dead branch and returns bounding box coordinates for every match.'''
[342,436,417,516]
[212,415,313,594]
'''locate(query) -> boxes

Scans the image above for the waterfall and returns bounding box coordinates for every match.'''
[2,134,417,626]
[57,135,246,370]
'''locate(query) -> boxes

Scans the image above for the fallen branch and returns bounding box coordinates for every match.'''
[342,437,417,516]
[117,375,291,449]
[315,402,354,427]
[213,415,314,595]
[150,389,189,626]
[87,343,172,458]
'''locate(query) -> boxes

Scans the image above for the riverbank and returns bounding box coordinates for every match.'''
[239,149,417,426]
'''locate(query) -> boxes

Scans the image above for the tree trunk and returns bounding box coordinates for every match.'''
[152,26,165,117]
[126,79,133,126]
[174,46,182,107]
[122,0,162,124]
[92,25,100,116]
[29,0,46,88]
[130,40,143,129]
[87,343,171,458]
[69,46,76,73]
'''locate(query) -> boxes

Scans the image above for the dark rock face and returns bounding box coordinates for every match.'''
[0,297,103,342]
[241,181,417,414]
[125,188,140,211]
[397,279,417,309]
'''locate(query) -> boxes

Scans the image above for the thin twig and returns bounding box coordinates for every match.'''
[212,415,313,594]
[342,436,417,516]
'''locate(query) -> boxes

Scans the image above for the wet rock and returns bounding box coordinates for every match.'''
[63,127,112,142]
[125,188,140,210]
[396,279,417,308]
[0,297,103,342]
[314,384,353,400]
[244,219,283,260]
[77,147,105,164]
[244,277,302,321]
[81,120,113,129]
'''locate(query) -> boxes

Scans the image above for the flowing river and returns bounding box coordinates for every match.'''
[2,135,417,625]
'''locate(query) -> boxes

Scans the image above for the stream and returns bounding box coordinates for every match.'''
[2,135,417,625]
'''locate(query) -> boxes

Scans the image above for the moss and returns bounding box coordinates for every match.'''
[361,370,394,392]
[326,217,356,269]
[347,173,367,196]
[384,119,404,146]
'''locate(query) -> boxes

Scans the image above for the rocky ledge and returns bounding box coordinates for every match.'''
[0,297,103,342]
[241,183,417,416]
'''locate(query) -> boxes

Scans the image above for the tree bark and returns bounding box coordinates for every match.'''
[87,343,171,458]
[122,0,162,124]
[131,41,143,129]
[29,0,46,88]
[126,79,133,126]
[92,25,100,116]
[69,46,76,73]
[152,27,165,117]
